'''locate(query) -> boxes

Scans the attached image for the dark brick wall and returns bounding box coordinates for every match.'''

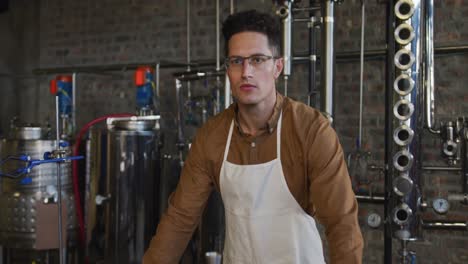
[1,0,468,263]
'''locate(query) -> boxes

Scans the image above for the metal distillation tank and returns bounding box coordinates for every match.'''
[0,125,77,263]
[86,116,162,264]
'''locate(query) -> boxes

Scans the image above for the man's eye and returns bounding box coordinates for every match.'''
[230,58,243,65]
[251,56,265,64]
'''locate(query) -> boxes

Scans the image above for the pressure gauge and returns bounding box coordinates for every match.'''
[432,198,450,214]
[367,212,382,228]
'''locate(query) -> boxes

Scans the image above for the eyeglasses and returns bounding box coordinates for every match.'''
[224,54,278,70]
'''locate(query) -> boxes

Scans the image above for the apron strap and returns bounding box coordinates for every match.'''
[277,112,282,159]
[223,120,235,162]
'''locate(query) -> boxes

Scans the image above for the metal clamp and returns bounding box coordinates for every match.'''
[0,153,84,179]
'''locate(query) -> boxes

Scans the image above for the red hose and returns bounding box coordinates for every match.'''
[72,113,133,247]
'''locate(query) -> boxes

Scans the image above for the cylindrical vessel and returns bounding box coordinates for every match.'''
[388,0,424,242]
[86,119,162,264]
[0,126,77,262]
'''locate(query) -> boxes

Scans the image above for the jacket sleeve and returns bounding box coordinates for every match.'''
[143,129,214,264]
[307,120,364,264]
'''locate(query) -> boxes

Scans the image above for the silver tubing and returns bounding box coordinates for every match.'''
[425,0,439,134]
[216,0,220,72]
[175,78,185,144]
[224,73,231,109]
[156,63,160,97]
[55,96,64,264]
[422,221,468,230]
[320,0,335,121]
[356,194,385,203]
[284,75,288,97]
[390,0,424,247]
[72,72,76,134]
[280,1,293,77]
[230,0,234,14]
[216,0,221,113]
[186,0,191,99]
[359,0,365,148]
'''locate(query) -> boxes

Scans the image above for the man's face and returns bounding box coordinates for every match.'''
[226,31,283,108]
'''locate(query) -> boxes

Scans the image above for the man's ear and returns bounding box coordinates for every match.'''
[274,57,284,79]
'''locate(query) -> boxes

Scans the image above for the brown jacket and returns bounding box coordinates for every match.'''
[143,94,363,263]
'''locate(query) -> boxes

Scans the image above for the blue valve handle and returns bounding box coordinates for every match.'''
[0,154,83,179]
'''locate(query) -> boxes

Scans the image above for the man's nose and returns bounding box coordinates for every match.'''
[241,59,254,77]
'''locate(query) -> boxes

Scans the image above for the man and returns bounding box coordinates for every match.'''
[143,9,363,264]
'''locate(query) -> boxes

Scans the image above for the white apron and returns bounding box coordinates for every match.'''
[219,113,325,264]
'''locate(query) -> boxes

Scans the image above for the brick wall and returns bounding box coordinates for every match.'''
[1,0,468,263]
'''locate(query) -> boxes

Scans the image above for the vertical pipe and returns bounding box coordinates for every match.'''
[384,1,395,263]
[424,0,439,134]
[230,0,235,14]
[72,72,77,134]
[175,78,185,146]
[358,1,365,149]
[282,1,293,96]
[155,63,160,97]
[320,0,335,122]
[55,96,64,264]
[224,74,231,109]
[390,0,424,260]
[216,0,220,72]
[308,13,317,107]
[186,0,191,99]
[216,0,222,114]
[462,127,467,195]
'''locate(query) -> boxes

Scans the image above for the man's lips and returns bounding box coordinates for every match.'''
[240,84,256,91]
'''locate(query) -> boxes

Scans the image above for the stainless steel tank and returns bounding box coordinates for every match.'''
[0,126,77,262]
[86,117,162,264]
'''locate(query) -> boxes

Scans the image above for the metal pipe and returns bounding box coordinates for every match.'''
[215,0,222,114]
[308,14,318,106]
[230,0,234,14]
[369,164,462,171]
[284,76,288,97]
[423,166,462,171]
[186,0,192,100]
[216,0,220,72]
[425,0,439,134]
[72,72,77,135]
[462,126,468,195]
[384,1,395,263]
[173,70,225,82]
[422,221,468,230]
[320,0,336,122]
[356,194,385,203]
[293,18,314,23]
[359,1,365,149]
[225,73,231,109]
[155,63,160,97]
[280,1,293,96]
[33,61,200,75]
[31,45,468,75]
[175,78,185,146]
[293,7,321,12]
[55,96,64,264]
[448,193,468,204]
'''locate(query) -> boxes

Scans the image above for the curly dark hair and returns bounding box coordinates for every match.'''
[222,9,281,57]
